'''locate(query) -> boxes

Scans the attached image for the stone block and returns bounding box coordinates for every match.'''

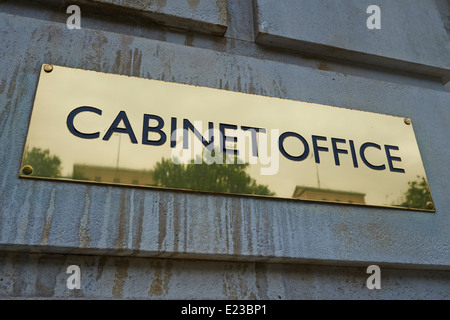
[253,0,450,78]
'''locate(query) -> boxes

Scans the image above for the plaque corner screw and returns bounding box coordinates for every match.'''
[404,118,411,125]
[43,64,53,73]
[426,202,434,210]
[22,165,33,175]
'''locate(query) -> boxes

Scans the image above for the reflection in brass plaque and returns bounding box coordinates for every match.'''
[20,64,435,212]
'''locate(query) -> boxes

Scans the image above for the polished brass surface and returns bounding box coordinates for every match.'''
[19,64,435,212]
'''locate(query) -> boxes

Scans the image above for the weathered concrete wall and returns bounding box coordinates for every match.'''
[253,0,450,79]
[1,252,449,299]
[435,0,450,36]
[29,0,228,35]
[0,0,449,299]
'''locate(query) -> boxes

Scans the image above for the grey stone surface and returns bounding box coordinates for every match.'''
[0,0,449,300]
[0,252,449,299]
[445,80,450,92]
[3,0,446,91]
[28,0,228,35]
[253,0,450,79]
[435,0,450,36]
[0,9,449,271]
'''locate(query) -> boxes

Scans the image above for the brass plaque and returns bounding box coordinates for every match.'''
[20,64,435,212]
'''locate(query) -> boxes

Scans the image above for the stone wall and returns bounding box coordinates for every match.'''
[0,0,449,299]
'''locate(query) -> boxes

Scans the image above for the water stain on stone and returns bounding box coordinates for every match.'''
[6,64,19,99]
[41,187,56,245]
[216,0,228,26]
[79,187,91,247]
[213,37,227,52]
[157,194,167,252]
[231,198,242,255]
[317,61,332,71]
[187,0,200,10]
[11,254,26,297]
[114,193,128,250]
[255,262,269,299]
[133,194,145,253]
[154,0,167,11]
[185,32,194,47]
[132,48,142,77]
[112,259,130,298]
[237,75,242,91]
[148,260,173,296]
[90,31,109,63]
[125,49,133,74]
[96,256,108,281]
[34,256,57,297]
[222,263,250,299]
[113,50,122,74]
[0,78,6,95]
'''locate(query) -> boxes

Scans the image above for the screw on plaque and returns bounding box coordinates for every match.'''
[22,165,33,175]
[426,202,434,210]
[44,64,53,73]
[404,118,411,125]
